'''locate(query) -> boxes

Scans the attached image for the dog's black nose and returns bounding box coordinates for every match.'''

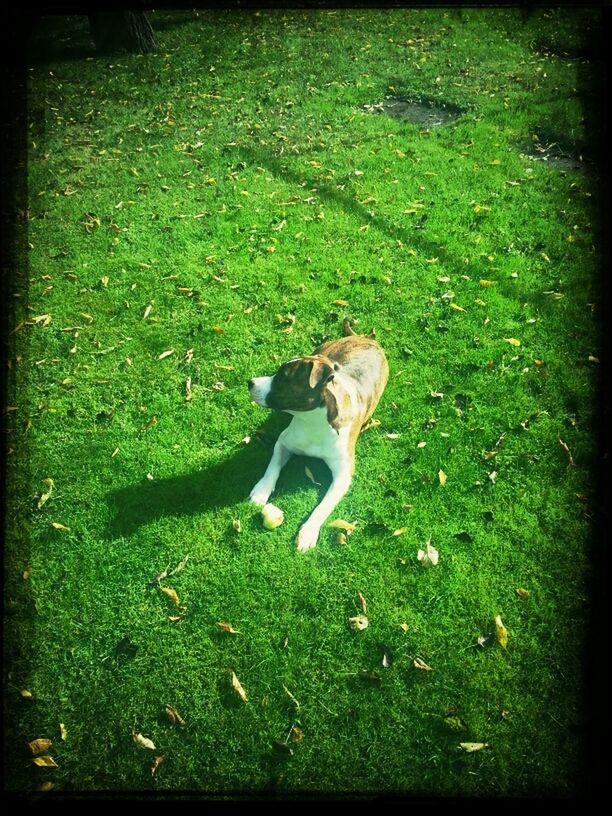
[248,379,255,389]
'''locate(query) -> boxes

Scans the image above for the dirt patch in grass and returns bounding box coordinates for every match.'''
[363,95,464,128]
[519,129,590,172]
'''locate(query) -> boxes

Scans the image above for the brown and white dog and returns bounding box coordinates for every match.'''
[248,324,389,551]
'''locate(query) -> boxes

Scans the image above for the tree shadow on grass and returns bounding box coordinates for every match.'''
[106,414,332,539]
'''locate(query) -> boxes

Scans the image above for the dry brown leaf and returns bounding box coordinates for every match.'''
[51,522,70,532]
[358,591,367,614]
[515,588,531,598]
[169,554,189,575]
[558,437,575,466]
[328,519,357,533]
[151,755,165,776]
[460,742,488,752]
[158,349,175,360]
[348,614,369,630]
[133,732,156,750]
[495,614,508,649]
[37,782,55,792]
[32,756,58,768]
[216,622,241,635]
[185,376,192,401]
[164,704,186,726]
[143,304,153,320]
[417,539,439,567]
[413,657,433,671]
[232,519,242,533]
[37,478,54,509]
[149,564,170,585]
[290,725,304,742]
[282,684,300,709]
[386,433,401,439]
[230,670,248,703]
[160,586,180,607]
[28,738,53,755]
[336,532,347,545]
[438,469,447,486]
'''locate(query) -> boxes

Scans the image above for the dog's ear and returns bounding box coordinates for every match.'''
[309,359,335,389]
[323,386,340,432]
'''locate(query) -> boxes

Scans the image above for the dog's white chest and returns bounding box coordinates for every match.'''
[281,407,346,461]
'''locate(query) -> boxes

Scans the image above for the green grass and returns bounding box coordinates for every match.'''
[5,7,601,795]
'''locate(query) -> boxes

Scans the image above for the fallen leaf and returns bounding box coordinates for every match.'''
[515,587,530,598]
[460,742,488,752]
[232,519,242,533]
[477,633,491,648]
[349,615,369,630]
[290,725,304,742]
[382,646,393,667]
[51,522,70,532]
[164,704,186,726]
[230,670,248,702]
[305,465,321,485]
[21,690,33,698]
[438,469,447,486]
[479,279,494,287]
[28,738,53,755]
[32,756,58,768]
[149,564,170,585]
[216,621,241,634]
[332,299,349,307]
[37,782,55,792]
[488,470,498,484]
[23,565,32,580]
[417,539,439,567]
[169,554,189,575]
[558,437,575,466]
[143,304,153,320]
[445,716,464,731]
[495,614,508,649]
[336,532,347,545]
[328,519,357,533]
[151,755,165,776]
[37,478,54,509]
[430,391,444,399]
[450,302,466,312]
[185,377,192,401]
[158,349,175,360]
[160,586,180,607]
[392,527,408,536]
[59,723,67,742]
[133,732,156,750]
[386,433,401,439]
[282,684,300,709]
[358,591,367,614]
[413,657,433,671]
[504,338,521,347]
[399,623,410,633]
[362,418,381,431]
[100,275,109,287]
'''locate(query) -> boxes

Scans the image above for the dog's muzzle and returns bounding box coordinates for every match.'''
[248,375,274,407]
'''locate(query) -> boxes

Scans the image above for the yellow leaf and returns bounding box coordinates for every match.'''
[51,522,70,532]
[290,725,304,742]
[32,756,58,768]
[504,338,521,347]
[29,738,53,755]
[392,527,408,536]
[460,742,488,752]
[160,586,180,607]
[143,304,152,319]
[133,732,156,750]
[232,519,242,533]
[37,478,54,509]
[495,614,508,649]
[386,433,401,439]
[515,588,531,598]
[328,519,357,533]
[479,279,493,287]
[358,591,367,613]
[59,723,67,742]
[438,469,447,486]
[38,782,55,792]
[332,299,349,307]
[100,276,109,287]
[158,348,175,359]
[399,623,410,632]
[450,302,466,312]
[216,621,241,634]
[21,689,33,698]
[230,670,248,702]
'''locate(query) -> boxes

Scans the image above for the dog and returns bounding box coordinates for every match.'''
[248,323,389,551]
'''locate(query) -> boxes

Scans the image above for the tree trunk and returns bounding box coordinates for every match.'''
[89,11,156,55]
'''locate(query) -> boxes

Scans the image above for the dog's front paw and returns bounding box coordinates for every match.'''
[296,523,320,553]
[249,481,272,507]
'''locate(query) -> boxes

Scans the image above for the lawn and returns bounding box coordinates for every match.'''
[5,6,603,796]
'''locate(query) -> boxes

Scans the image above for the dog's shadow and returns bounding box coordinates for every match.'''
[106,415,331,539]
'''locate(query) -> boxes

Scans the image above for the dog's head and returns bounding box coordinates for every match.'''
[248,355,340,414]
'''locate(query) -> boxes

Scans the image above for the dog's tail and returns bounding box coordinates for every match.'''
[343,318,376,339]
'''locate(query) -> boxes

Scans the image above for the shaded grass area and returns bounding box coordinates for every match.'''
[5,6,602,796]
